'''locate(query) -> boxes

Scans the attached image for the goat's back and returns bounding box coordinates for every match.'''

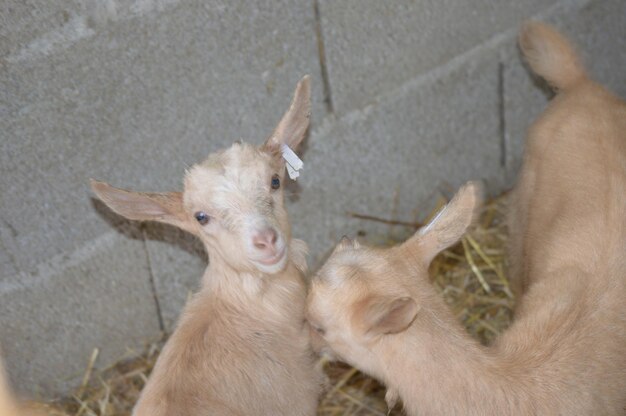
[510,22,626,290]
[502,22,626,414]
[522,82,626,273]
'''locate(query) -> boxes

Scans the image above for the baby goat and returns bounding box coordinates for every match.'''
[92,76,321,416]
[306,23,626,416]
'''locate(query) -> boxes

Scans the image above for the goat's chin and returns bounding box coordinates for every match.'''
[252,249,288,274]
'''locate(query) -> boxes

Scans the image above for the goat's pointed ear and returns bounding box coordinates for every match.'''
[264,75,311,152]
[402,181,483,266]
[331,235,361,256]
[91,180,192,232]
[354,296,419,336]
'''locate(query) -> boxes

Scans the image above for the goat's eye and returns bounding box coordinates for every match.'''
[194,211,210,225]
[271,174,280,190]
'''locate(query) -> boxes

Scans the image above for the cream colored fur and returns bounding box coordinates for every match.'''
[92,76,321,416]
[307,23,626,416]
[0,359,44,416]
[0,359,19,416]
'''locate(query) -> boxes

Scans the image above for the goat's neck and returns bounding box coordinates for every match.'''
[375,296,530,415]
[200,239,307,307]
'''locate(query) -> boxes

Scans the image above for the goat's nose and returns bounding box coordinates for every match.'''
[252,228,278,253]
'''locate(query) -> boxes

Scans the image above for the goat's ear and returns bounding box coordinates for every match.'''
[354,296,419,336]
[339,235,354,248]
[91,180,192,232]
[402,181,483,266]
[264,75,311,152]
[332,235,360,254]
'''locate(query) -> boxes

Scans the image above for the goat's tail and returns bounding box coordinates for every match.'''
[519,21,587,91]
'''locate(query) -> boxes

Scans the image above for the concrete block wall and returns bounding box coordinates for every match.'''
[1,0,624,397]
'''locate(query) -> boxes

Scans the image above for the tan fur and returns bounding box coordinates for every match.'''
[0,359,19,416]
[307,23,626,416]
[518,21,586,91]
[92,76,321,416]
[0,359,44,416]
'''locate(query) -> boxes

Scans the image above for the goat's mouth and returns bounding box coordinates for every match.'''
[256,246,287,266]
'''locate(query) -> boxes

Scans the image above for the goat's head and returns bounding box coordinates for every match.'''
[91,76,311,275]
[306,182,483,376]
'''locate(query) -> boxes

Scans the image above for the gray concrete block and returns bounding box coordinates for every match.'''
[317,0,558,115]
[0,0,322,276]
[0,1,83,59]
[290,49,504,266]
[0,232,160,397]
[0,222,19,278]
[563,0,626,97]
[503,0,626,182]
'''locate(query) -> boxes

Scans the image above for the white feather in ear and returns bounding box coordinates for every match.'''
[418,204,448,236]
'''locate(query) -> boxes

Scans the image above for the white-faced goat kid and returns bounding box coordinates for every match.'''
[306,22,626,416]
[92,76,321,416]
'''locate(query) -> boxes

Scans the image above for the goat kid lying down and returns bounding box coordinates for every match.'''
[92,76,322,416]
[306,22,626,416]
